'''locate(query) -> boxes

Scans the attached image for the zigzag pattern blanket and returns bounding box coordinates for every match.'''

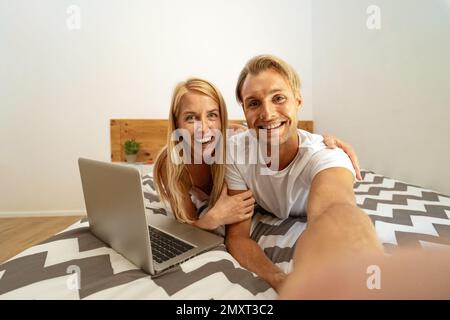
[1,170,449,299]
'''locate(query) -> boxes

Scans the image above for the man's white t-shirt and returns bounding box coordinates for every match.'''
[225,129,355,220]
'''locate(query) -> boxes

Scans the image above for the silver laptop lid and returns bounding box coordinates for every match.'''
[78,158,154,274]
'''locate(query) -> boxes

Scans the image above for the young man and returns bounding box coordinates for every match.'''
[225,55,383,292]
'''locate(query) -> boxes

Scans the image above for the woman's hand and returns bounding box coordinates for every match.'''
[201,183,255,229]
[323,134,362,180]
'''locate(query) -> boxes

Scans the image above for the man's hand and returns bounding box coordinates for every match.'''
[280,248,450,299]
[323,135,362,180]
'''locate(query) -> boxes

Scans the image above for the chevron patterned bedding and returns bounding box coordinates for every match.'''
[1,170,449,299]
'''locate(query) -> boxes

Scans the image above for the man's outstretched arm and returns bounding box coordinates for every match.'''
[225,189,286,292]
[285,167,383,293]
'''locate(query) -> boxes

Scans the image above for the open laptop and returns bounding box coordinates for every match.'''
[78,158,223,275]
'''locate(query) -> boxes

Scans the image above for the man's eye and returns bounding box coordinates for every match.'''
[274,95,286,103]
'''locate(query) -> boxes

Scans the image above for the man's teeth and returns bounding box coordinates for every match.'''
[261,122,284,130]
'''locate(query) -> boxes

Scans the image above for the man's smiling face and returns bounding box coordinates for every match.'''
[240,69,301,147]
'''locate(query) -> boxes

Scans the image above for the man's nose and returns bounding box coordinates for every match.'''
[259,102,276,121]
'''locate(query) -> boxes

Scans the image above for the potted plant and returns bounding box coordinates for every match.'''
[124,139,141,163]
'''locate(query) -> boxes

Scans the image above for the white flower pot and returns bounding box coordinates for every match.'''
[125,154,137,163]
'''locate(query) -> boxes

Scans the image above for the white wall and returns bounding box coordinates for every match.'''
[312,0,450,195]
[0,0,313,216]
[2,0,448,216]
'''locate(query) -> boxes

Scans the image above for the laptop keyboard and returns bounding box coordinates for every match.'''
[149,226,194,264]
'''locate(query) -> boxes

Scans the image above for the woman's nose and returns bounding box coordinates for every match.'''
[194,118,210,135]
[202,118,210,133]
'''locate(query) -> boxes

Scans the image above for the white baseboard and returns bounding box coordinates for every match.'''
[0,210,87,218]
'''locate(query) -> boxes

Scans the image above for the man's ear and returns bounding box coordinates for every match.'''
[296,94,302,110]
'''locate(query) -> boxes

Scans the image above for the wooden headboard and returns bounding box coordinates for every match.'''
[110,119,314,162]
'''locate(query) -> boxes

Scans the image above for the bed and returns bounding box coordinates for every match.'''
[1,120,449,299]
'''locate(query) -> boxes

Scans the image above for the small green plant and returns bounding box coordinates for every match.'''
[124,139,141,155]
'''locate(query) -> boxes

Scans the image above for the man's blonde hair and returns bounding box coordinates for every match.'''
[235,54,301,104]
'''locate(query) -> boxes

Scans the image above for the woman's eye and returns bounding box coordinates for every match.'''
[208,113,218,119]
[185,115,195,122]
[247,101,259,108]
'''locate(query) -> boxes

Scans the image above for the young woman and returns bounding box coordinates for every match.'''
[154,78,361,234]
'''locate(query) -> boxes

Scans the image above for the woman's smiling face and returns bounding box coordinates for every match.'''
[176,91,222,156]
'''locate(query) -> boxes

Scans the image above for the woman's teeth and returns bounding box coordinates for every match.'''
[196,136,213,144]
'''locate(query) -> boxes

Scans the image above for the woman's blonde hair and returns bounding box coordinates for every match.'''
[235,54,301,104]
[154,78,228,224]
